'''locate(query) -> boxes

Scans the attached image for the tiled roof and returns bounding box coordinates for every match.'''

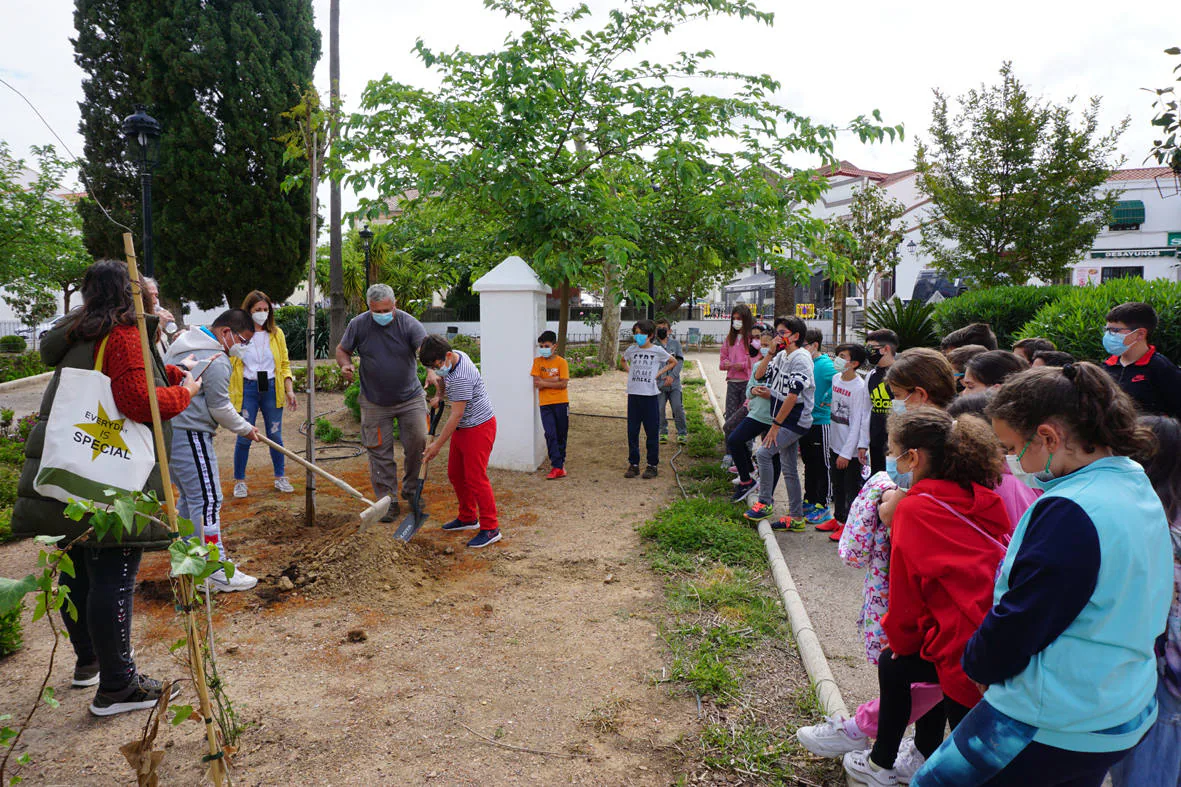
[877,169,917,187]
[1106,166,1177,182]
[810,160,890,181]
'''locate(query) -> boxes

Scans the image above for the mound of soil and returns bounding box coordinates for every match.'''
[283,526,445,601]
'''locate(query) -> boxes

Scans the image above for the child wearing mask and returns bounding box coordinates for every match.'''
[800,328,836,524]
[719,305,755,464]
[622,319,677,479]
[865,329,898,474]
[821,343,870,541]
[654,318,687,444]
[913,363,1173,785]
[1103,301,1181,419]
[531,331,569,479]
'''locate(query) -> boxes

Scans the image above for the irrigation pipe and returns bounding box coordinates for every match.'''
[694,359,850,720]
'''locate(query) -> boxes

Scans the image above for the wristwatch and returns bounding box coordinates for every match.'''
[773,419,785,427]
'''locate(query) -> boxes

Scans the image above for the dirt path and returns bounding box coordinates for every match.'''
[688,351,876,710]
[1,371,706,785]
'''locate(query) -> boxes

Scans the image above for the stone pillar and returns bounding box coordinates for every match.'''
[473,256,550,471]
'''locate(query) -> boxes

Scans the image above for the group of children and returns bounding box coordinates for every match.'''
[725,301,1181,786]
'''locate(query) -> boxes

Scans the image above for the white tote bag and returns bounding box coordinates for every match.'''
[34,336,156,506]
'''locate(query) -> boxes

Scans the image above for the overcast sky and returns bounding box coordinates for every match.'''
[1,0,1173,214]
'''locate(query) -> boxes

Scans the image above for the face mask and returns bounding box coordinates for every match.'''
[867,347,884,365]
[885,455,913,488]
[655,328,668,340]
[732,319,743,331]
[227,342,246,359]
[438,358,453,376]
[1017,437,1055,484]
[251,310,269,326]
[750,339,761,350]
[1102,329,1129,356]
[832,356,848,373]
[760,346,770,356]
[372,311,394,326]
[633,334,648,345]
[891,390,914,415]
[538,347,552,358]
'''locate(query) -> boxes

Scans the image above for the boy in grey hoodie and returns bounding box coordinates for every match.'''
[165,309,261,592]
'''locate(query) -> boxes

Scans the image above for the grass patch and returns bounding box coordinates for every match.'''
[639,498,764,569]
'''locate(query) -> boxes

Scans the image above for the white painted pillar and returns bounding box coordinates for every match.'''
[473,256,550,471]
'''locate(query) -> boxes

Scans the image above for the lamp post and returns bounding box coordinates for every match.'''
[359,223,373,295]
[121,105,162,277]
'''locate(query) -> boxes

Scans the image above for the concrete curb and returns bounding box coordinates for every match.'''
[0,371,53,394]
[695,360,850,720]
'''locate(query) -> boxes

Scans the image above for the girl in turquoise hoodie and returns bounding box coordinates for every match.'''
[913,362,1173,786]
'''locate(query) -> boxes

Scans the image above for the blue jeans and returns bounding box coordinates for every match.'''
[627,394,659,468]
[233,378,285,479]
[1110,681,1181,787]
[539,403,569,469]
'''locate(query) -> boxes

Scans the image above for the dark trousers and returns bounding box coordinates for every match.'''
[724,380,747,426]
[59,545,142,693]
[870,441,887,475]
[627,394,660,468]
[872,649,970,768]
[799,423,831,507]
[830,450,866,523]
[539,403,569,469]
[977,743,1127,787]
[727,416,776,483]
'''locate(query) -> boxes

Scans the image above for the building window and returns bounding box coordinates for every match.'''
[1109,200,1145,231]
[1101,266,1144,282]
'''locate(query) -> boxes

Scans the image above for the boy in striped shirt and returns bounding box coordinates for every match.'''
[419,335,501,548]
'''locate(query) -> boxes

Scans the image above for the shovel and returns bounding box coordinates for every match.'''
[393,404,446,543]
[257,434,392,527]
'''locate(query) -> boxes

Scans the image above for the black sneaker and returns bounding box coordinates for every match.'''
[72,660,100,688]
[441,518,480,532]
[624,465,640,478]
[729,479,757,504]
[379,500,401,523]
[89,674,180,717]
[641,465,658,479]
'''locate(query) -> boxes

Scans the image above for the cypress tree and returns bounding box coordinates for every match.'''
[73,0,320,309]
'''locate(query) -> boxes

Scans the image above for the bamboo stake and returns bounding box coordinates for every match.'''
[304,130,318,527]
[123,233,225,787]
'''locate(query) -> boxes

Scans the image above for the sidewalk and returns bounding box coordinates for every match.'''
[0,374,50,418]
[688,351,876,709]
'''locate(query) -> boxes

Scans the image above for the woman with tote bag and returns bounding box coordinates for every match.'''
[12,260,200,717]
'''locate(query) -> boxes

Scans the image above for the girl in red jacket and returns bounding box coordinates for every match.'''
[844,407,1012,786]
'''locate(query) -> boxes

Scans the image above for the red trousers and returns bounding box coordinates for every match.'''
[447,417,498,530]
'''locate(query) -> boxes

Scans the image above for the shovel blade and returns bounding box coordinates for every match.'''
[393,480,427,542]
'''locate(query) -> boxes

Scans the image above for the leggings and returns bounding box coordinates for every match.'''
[872,649,970,768]
[59,545,142,693]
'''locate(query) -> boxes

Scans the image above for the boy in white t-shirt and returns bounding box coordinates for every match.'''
[621,319,677,479]
[824,343,871,542]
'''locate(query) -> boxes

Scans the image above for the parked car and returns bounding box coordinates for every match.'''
[911,271,965,303]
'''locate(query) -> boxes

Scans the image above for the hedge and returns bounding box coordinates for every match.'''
[0,335,27,354]
[0,352,48,384]
[932,285,1073,349]
[1019,278,1181,363]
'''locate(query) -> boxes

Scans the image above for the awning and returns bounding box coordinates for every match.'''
[1110,200,1145,226]
[723,272,776,291]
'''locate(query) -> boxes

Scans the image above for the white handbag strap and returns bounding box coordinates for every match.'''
[917,492,1009,553]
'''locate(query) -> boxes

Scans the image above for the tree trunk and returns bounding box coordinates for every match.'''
[773,267,796,320]
[327,0,346,350]
[305,133,318,529]
[834,285,846,344]
[598,264,622,368]
[557,282,570,355]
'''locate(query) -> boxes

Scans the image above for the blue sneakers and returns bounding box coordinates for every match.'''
[467,529,502,549]
[730,479,757,504]
[805,504,833,526]
[743,501,774,521]
[442,518,480,532]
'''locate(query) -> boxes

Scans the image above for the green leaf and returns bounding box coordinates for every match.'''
[169,637,188,654]
[62,500,89,521]
[175,517,195,538]
[169,540,208,578]
[16,752,30,765]
[33,535,65,546]
[113,496,137,535]
[56,551,75,579]
[41,686,59,709]
[0,575,38,616]
[169,704,195,725]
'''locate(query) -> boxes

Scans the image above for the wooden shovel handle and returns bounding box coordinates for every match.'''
[257,433,373,504]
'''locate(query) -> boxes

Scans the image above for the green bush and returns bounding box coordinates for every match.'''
[290,364,350,393]
[0,352,48,383]
[314,417,343,443]
[564,344,607,378]
[0,507,12,543]
[862,298,939,350]
[639,498,766,569]
[932,285,1072,348]
[0,335,26,354]
[273,305,336,360]
[1020,278,1181,363]
[0,601,22,658]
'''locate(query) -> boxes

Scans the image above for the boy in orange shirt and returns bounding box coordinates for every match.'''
[531,331,570,479]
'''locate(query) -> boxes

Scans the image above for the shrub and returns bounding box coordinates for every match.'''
[15,413,37,442]
[862,298,939,350]
[565,344,607,378]
[1020,278,1181,363]
[0,435,23,467]
[0,352,48,384]
[273,305,336,360]
[344,380,360,421]
[638,498,766,569]
[0,335,26,354]
[290,364,349,393]
[932,285,1072,348]
[314,418,342,443]
[0,600,22,658]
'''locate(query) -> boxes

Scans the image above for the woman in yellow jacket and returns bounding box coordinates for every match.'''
[230,290,297,497]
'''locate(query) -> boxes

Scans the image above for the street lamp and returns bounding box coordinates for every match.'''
[121,105,162,277]
[359,223,374,295]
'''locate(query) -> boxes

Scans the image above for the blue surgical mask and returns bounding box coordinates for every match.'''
[438,361,453,376]
[633,334,648,345]
[538,347,553,358]
[885,455,913,488]
[1102,329,1128,356]
[891,390,914,415]
[760,346,770,357]
[372,311,394,326]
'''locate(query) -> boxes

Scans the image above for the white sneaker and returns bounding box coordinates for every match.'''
[796,714,870,757]
[273,476,294,493]
[894,738,925,784]
[844,750,898,786]
[206,566,258,593]
[232,481,248,498]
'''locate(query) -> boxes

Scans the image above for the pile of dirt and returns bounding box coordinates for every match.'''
[281,525,446,601]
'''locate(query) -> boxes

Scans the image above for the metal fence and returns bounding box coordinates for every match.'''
[412,304,739,323]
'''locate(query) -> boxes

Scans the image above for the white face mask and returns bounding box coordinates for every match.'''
[732,319,743,331]
[251,310,269,326]
[832,356,848,373]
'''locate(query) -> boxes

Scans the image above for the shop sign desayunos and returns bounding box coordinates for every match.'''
[1168,232,1181,247]
[1089,248,1178,259]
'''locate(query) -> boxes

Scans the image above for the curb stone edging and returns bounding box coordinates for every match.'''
[695,360,851,721]
[0,371,53,395]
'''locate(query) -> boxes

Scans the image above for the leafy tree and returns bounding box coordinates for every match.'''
[826,184,906,340]
[915,62,1125,286]
[0,143,92,314]
[341,0,897,361]
[1147,46,1180,173]
[73,0,320,309]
